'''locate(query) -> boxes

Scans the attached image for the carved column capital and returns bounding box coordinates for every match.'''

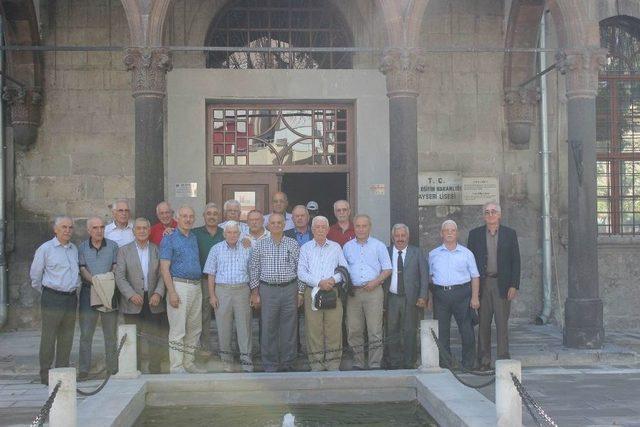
[2,86,43,149]
[504,87,540,148]
[556,48,607,100]
[123,47,173,98]
[379,47,425,98]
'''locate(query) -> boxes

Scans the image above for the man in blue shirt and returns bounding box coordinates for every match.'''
[428,220,480,370]
[160,206,206,374]
[343,214,392,370]
[284,205,312,246]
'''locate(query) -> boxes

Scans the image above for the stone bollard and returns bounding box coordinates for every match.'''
[49,367,76,427]
[420,319,439,370]
[495,359,522,427]
[115,324,140,378]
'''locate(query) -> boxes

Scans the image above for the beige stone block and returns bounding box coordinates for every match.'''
[477,72,502,94]
[67,199,110,218]
[24,176,83,202]
[20,152,71,177]
[62,69,104,90]
[88,52,113,67]
[103,176,134,200]
[106,70,131,90]
[452,72,477,94]
[451,53,477,72]
[68,5,88,28]
[108,92,134,115]
[72,152,126,175]
[81,176,105,199]
[477,53,502,74]
[451,14,477,35]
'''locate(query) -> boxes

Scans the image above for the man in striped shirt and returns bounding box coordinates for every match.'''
[204,221,253,372]
[298,216,348,371]
[249,213,301,372]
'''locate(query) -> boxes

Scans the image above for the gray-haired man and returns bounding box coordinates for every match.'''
[203,221,253,372]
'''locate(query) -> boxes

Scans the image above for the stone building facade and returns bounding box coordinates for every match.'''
[2,0,640,347]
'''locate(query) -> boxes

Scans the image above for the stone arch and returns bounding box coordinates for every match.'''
[120,0,173,46]
[377,0,428,48]
[1,0,43,149]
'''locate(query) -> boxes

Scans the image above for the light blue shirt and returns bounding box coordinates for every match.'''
[428,243,480,286]
[343,237,392,286]
[203,241,251,285]
[30,237,81,293]
[298,239,348,289]
[159,229,202,280]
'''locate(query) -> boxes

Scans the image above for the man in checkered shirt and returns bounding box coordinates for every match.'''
[249,213,302,372]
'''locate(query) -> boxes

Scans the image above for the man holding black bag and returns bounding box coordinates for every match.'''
[298,216,348,371]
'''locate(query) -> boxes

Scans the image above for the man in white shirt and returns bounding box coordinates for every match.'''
[105,199,134,247]
[298,216,348,371]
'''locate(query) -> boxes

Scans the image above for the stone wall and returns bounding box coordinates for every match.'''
[6,0,134,329]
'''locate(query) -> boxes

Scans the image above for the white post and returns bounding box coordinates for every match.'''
[496,359,522,427]
[420,319,439,370]
[114,324,140,378]
[49,367,76,427]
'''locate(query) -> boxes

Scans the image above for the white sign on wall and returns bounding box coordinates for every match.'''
[418,172,463,206]
[175,182,198,198]
[462,177,500,205]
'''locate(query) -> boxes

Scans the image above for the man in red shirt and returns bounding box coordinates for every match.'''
[327,200,356,247]
[150,201,177,246]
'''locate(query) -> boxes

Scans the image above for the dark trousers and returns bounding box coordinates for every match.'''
[385,293,419,369]
[260,282,298,372]
[432,284,475,369]
[78,284,118,374]
[478,278,511,366]
[123,292,168,374]
[39,288,77,382]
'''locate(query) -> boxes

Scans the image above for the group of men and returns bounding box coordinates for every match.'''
[30,190,520,384]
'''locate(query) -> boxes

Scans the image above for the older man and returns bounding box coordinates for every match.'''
[160,206,206,373]
[284,205,313,246]
[343,214,392,370]
[150,201,177,246]
[204,221,253,372]
[264,192,294,231]
[30,216,81,385]
[192,202,224,353]
[429,220,480,370]
[77,217,119,380]
[383,224,428,369]
[105,200,135,247]
[327,200,355,247]
[116,218,167,374]
[246,209,270,246]
[219,199,250,235]
[467,202,521,370]
[250,213,301,372]
[298,216,348,371]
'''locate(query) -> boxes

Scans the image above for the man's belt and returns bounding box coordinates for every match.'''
[173,277,200,285]
[43,286,77,296]
[260,278,296,287]
[486,273,498,278]
[434,282,470,291]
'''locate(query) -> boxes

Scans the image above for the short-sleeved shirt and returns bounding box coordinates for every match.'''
[249,236,300,289]
[192,225,225,269]
[203,241,252,285]
[327,222,356,247]
[78,238,118,282]
[105,222,135,247]
[159,229,202,280]
[150,219,177,246]
[343,237,392,286]
[30,237,81,293]
[428,244,480,286]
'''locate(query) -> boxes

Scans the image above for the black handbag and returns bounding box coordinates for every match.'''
[314,289,338,310]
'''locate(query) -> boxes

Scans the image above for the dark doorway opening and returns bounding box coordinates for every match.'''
[282,173,348,223]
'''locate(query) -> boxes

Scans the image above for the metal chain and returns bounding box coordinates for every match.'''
[429,329,495,389]
[511,373,558,427]
[429,329,495,376]
[76,334,127,397]
[30,380,62,427]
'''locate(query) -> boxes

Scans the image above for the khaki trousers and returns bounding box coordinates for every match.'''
[478,277,511,366]
[346,286,384,369]
[214,284,253,369]
[167,280,202,371]
[201,278,212,351]
[304,287,343,371]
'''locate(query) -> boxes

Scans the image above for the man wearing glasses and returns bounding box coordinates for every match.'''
[105,199,135,247]
[467,202,521,371]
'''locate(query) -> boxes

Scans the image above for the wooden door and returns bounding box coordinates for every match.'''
[209,173,278,220]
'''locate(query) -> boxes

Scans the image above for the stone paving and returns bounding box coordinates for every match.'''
[0,319,638,426]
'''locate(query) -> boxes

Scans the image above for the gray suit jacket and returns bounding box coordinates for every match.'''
[383,245,429,303]
[115,241,165,314]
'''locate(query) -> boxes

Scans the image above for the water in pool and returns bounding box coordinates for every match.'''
[134,401,438,426]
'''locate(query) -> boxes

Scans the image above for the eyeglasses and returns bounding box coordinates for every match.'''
[116,209,130,213]
[484,210,500,216]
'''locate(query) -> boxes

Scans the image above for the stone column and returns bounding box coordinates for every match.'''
[380,47,425,245]
[123,47,172,221]
[556,48,607,349]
